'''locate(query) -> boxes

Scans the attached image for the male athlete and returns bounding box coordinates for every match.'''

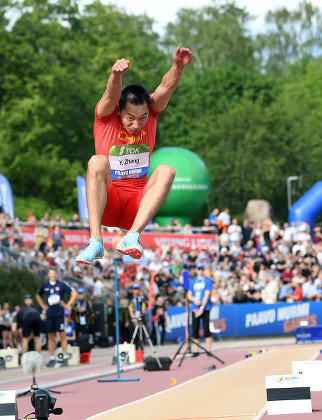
[37,268,77,367]
[76,47,193,264]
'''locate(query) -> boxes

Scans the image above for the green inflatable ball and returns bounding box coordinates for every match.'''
[148,147,211,226]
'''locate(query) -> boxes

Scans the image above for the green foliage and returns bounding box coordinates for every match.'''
[0,0,321,224]
[14,195,74,221]
[0,266,44,305]
[163,1,255,70]
[0,0,165,213]
[255,1,322,74]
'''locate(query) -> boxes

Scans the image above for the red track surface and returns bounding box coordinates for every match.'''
[2,343,322,420]
[14,349,244,420]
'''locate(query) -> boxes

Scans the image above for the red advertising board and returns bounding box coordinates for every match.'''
[21,227,216,252]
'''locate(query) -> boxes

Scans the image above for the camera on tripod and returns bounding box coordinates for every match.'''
[30,389,63,420]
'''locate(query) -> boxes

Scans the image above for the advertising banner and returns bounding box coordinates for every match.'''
[20,227,216,251]
[0,174,15,219]
[76,176,89,223]
[164,302,322,340]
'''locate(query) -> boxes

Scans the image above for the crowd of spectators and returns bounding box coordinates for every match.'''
[1,208,322,325]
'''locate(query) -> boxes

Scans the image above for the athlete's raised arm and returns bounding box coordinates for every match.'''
[97,58,130,117]
[151,47,193,113]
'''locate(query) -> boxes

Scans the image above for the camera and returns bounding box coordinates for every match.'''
[30,389,63,419]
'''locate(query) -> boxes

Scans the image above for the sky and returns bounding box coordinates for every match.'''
[101,0,321,34]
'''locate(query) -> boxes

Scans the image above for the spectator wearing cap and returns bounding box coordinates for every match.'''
[188,263,213,357]
[128,284,146,324]
[71,287,95,339]
[11,295,42,354]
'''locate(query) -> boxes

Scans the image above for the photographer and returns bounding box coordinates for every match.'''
[71,287,95,338]
[128,284,146,350]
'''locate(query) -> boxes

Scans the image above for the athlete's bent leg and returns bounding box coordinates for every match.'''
[117,164,175,259]
[76,155,110,264]
[131,164,175,233]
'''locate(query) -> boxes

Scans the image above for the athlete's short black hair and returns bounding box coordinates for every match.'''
[119,85,150,111]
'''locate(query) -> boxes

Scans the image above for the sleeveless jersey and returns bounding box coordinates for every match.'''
[94,101,160,191]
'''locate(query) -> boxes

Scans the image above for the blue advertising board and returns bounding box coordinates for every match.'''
[163,302,322,340]
[296,326,322,342]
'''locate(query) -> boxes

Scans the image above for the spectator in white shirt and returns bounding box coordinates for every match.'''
[227,218,242,245]
[217,208,231,229]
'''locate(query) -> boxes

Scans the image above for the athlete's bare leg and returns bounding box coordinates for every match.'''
[128,164,175,234]
[86,155,111,243]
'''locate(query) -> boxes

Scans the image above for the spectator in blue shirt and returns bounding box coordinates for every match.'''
[188,263,213,357]
[208,208,219,227]
[278,280,294,302]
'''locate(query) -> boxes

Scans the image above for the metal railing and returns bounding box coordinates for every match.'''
[0,244,114,300]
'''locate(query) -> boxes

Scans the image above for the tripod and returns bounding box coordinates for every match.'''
[172,293,225,367]
[18,368,61,397]
[124,317,162,369]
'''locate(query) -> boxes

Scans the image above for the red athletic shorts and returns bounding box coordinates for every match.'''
[101,182,147,230]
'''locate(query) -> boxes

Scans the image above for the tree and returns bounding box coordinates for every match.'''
[163,0,255,71]
[0,0,165,213]
[255,1,322,74]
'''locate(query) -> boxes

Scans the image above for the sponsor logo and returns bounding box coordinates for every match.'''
[119,145,142,156]
[276,376,300,382]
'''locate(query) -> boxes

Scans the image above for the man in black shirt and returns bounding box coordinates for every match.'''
[12,295,42,354]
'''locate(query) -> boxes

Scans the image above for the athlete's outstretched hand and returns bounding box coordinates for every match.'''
[173,47,193,68]
[112,58,130,74]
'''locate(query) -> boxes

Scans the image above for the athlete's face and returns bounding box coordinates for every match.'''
[48,269,57,283]
[117,102,149,135]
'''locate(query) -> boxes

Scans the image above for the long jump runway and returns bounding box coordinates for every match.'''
[85,344,321,420]
[8,342,322,420]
